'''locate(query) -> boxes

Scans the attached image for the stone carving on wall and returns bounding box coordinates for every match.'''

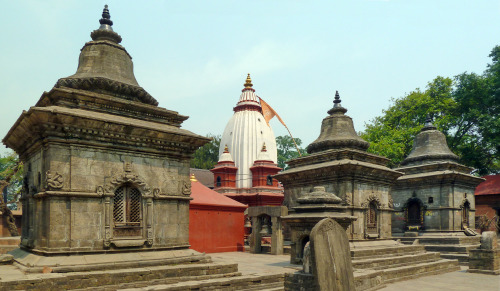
[182,181,191,196]
[459,198,471,209]
[388,195,394,209]
[361,194,381,208]
[46,170,64,190]
[97,170,152,197]
[344,194,352,206]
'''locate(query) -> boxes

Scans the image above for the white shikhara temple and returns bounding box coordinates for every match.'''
[211,74,283,206]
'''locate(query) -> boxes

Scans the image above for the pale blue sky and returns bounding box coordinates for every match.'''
[1,1,498,155]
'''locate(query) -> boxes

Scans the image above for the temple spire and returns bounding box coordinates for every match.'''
[423,114,436,130]
[244,73,253,89]
[327,90,347,115]
[99,5,113,27]
[333,90,341,107]
[91,5,122,43]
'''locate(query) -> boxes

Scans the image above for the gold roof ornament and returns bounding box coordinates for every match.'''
[261,143,267,152]
[190,174,198,182]
[244,73,253,88]
[224,144,229,153]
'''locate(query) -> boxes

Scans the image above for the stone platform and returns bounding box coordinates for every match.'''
[0,237,19,255]
[398,234,481,265]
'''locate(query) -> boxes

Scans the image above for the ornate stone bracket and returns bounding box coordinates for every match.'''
[361,194,381,208]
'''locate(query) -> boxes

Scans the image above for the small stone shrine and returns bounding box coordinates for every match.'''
[2,6,210,269]
[248,205,288,255]
[392,116,484,235]
[275,91,403,244]
[468,231,500,275]
[281,186,356,263]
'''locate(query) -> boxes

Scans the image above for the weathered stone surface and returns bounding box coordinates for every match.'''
[0,254,13,265]
[310,218,355,291]
[480,231,497,250]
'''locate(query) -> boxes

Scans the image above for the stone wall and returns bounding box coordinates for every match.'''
[20,143,192,254]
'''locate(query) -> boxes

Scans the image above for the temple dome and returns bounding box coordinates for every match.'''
[55,5,158,106]
[307,91,369,154]
[401,116,459,166]
[219,74,278,188]
[218,145,234,162]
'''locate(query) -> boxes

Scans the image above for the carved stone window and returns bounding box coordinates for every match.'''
[462,201,470,229]
[113,185,142,230]
[367,202,378,234]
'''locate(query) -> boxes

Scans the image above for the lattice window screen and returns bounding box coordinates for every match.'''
[113,186,141,226]
[113,186,126,223]
[367,202,377,233]
[129,188,141,224]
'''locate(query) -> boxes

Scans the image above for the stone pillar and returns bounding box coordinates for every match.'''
[250,216,262,253]
[271,216,283,255]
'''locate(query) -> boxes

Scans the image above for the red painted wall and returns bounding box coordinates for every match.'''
[189,206,245,253]
[475,195,500,232]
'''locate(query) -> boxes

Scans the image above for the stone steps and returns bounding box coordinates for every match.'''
[382,259,460,284]
[351,245,426,259]
[440,252,470,265]
[424,244,480,253]
[74,272,243,290]
[352,251,441,270]
[0,262,240,291]
[111,273,285,291]
[0,245,17,255]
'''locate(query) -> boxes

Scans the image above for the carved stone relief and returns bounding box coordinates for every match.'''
[46,170,64,190]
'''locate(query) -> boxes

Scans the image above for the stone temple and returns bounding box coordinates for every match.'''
[275,91,403,243]
[3,5,210,266]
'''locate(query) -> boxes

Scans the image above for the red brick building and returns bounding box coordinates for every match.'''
[189,175,247,253]
[474,175,500,232]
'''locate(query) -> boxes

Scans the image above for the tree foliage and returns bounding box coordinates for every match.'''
[0,152,23,208]
[361,46,500,175]
[0,152,23,236]
[276,135,306,169]
[190,134,221,169]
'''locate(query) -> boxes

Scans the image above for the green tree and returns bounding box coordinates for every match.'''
[276,135,306,169]
[190,134,221,169]
[361,46,500,175]
[0,152,23,236]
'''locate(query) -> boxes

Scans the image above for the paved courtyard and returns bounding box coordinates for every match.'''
[211,252,500,291]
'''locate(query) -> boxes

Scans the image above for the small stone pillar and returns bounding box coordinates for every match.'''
[248,206,288,255]
[468,231,500,275]
[250,216,262,253]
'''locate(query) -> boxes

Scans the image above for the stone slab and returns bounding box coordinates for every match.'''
[310,218,355,291]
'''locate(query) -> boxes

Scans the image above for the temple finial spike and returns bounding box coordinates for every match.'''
[244,73,253,88]
[333,90,341,107]
[261,143,267,152]
[224,145,229,153]
[425,114,434,127]
[99,4,113,27]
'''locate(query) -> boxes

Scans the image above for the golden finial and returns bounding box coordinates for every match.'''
[261,143,267,152]
[224,144,229,153]
[244,73,253,88]
[190,174,197,182]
